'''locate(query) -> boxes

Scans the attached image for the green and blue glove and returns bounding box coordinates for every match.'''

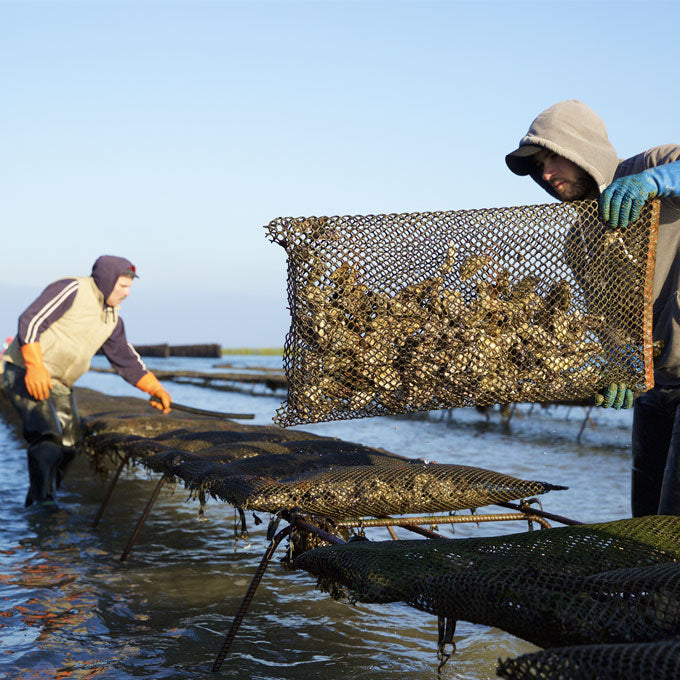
[593,382,634,410]
[600,160,680,230]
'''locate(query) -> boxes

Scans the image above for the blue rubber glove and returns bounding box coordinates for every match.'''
[593,382,634,409]
[600,160,680,229]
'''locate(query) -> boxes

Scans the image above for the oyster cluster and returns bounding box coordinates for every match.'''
[245,462,561,520]
[289,243,613,420]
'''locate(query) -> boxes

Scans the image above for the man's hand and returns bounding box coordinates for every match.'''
[136,372,172,414]
[600,161,680,230]
[600,173,658,230]
[593,382,634,409]
[20,342,53,401]
[149,388,172,413]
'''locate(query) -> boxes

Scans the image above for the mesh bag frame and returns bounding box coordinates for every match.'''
[293,516,680,649]
[266,200,659,426]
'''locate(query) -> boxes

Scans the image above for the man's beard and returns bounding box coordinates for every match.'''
[558,174,598,202]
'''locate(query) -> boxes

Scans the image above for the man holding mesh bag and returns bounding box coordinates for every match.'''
[506,99,680,516]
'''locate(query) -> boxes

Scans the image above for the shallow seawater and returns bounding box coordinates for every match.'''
[0,354,634,679]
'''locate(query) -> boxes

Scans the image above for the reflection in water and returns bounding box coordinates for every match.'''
[0,511,145,680]
[0,356,633,679]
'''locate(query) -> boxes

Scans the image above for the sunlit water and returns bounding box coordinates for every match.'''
[0,354,634,679]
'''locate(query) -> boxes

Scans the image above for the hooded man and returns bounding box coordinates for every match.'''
[506,99,680,517]
[2,255,172,508]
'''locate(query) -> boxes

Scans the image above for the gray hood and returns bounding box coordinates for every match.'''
[505,100,620,199]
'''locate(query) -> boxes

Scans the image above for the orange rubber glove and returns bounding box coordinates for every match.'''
[20,342,53,401]
[136,372,172,414]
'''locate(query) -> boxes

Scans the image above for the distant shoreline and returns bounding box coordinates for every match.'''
[222,347,283,355]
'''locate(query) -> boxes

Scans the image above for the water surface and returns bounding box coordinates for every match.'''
[0,354,634,679]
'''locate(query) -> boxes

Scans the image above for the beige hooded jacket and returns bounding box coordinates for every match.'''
[506,100,680,387]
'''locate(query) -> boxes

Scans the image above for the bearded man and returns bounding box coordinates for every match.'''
[506,100,680,516]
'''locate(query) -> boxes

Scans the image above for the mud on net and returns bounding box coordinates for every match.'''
[266,200,659,426]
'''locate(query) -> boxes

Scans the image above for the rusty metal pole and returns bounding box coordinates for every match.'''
[119,472,168,562]
[496,501,584,526]
[92,452,131,528]
[211,525,292,672]
[211,515,350,672]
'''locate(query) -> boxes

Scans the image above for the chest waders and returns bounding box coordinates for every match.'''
[3,363,81,507]
[631,386,680,516]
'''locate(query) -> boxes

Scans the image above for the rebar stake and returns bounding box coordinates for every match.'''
[497,501,584,526]
[93,452,131,528]
[211,525,291,672]
[119,471,168,562]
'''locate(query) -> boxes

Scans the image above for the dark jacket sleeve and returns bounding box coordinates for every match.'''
[100,317,149,386]
[18,278,79,345]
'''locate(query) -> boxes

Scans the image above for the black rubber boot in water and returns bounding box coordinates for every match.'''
[25,440,64,507]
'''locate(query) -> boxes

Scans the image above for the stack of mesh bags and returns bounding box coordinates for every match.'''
[293,516,680,678]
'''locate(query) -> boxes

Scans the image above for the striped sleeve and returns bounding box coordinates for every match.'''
[18,279,80,345]
[100,317,149,385]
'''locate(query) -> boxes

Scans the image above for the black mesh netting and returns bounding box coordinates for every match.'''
[496,639,680,680]
[82,424,563,519]
[77,389,564,520]
[23,388,671,676]
[50,389,678,676]
[266,200,659,425]
[293,516,680,650]
[213,461,565,519]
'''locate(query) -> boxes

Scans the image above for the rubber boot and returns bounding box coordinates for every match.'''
[53,390,81,488]
[631,393,674,517]
[56,448,77,489]
[4,363,80,507]
[25,439,63,507]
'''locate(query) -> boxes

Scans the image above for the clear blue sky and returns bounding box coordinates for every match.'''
[1,0,677,346]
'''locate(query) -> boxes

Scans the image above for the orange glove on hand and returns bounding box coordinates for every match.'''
[20,342,53,401]
[136,372,172,414]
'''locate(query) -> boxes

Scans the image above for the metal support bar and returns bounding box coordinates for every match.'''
[577,406,595,443]
[437,616,457,676]
[398,524,446,539]
[336,512,545,530]
[150,396,254,420]
[211,525,292,672]
[119,471,168,562]
[496,502,583,526]
[92,452,131,528]
[289,516,346,545]
[375,515,446,539]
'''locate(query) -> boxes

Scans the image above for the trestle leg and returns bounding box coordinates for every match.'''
[119,471,168,562]
[92,452,132,529]
[211,525,291,672]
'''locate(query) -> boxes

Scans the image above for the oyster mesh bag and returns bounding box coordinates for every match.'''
[81,403,564,519]
[213,460,565,519]
[266,200,659,426]
[496,639,680,680]
[293,516,680,650]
